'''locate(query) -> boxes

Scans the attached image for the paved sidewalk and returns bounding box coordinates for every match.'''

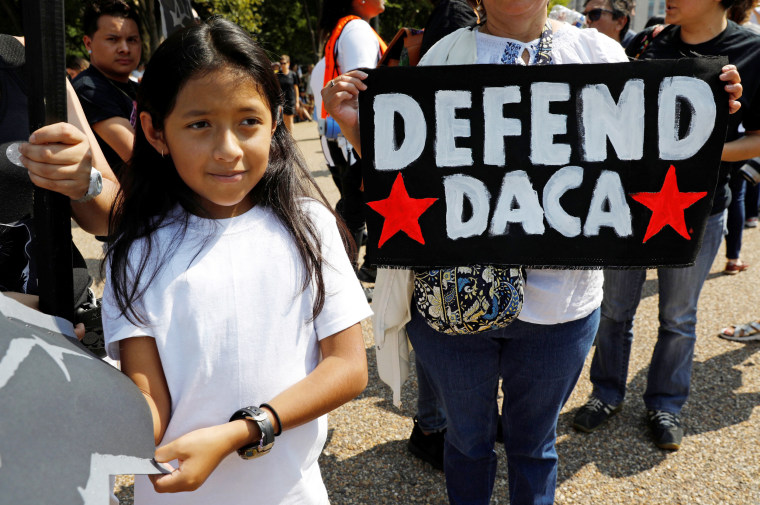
[76,121,760,504]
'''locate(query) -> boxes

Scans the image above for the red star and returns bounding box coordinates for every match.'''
[366,173,438,248]
[630,165,707,243]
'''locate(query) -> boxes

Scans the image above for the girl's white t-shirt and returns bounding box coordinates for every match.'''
[103,200,372,505]
[474,24,628,324]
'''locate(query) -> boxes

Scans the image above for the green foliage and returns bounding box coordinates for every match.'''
[5,0,435,68]
[193,0,265,34]
[375,0,432,42]
[249,0,433,66]
[252,0,321,65]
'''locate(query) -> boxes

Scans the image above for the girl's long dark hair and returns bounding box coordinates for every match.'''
[107,17,354,326]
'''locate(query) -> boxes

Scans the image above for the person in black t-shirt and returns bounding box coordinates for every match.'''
[73,0,141,176]
[277,55,300,132]
[573,0,756,452]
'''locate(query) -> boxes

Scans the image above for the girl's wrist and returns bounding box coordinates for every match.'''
[226,418,261,452]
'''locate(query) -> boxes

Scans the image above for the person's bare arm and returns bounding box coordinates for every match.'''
[722,130,760,162]
[120,336,172,445]
[92,116,135,163]
[66,79,118,234]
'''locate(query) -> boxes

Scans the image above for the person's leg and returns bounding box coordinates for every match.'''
[324,138,346,198]
[744,176,759,224]
[408,352,448,470]
[340,157,367,237]
[415,353,447,432]
[407,310,501,505]
[500,309,600,505]
[645,211,725,413]
[283,113,294,132]
[725,176,746,266]
[588,269,647,406]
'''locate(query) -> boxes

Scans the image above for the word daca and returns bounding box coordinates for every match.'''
[444,167,631,240]
[372,76,716,170]
[371,76,716,240]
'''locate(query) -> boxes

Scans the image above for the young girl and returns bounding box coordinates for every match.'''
[102,19,372,504]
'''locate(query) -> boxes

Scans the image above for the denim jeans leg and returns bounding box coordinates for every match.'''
[500,309,599,505]
[644,211,725,412]
[407,310,501,505]
[589,269,647,406]
[725,176,746,259]
[415,352,448,432]
[745,177,759,220]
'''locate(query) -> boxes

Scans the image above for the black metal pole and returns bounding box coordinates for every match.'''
[22,0,74,322]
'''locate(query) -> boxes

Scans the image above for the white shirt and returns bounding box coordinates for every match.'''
[336,18,382,73]
[103,201,372,505]
[472,24,627,324]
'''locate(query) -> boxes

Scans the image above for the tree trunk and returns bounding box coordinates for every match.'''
[132,0,162,59]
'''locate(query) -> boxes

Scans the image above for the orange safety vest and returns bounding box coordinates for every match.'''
[321,15,387,118]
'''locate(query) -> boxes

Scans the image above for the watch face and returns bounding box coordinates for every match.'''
[92,169,103,195]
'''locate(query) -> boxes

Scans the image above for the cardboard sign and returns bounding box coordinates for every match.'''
[0,295,165,505]
[359,58,729,268]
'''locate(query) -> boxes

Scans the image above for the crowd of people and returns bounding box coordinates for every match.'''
[1,0,759,504]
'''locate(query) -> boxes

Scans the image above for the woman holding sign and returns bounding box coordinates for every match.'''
[323,0,743,503]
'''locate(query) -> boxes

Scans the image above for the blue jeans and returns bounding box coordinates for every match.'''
[589,211,725,413]
[725,176,746,259]
[407,307,600,505]
[415,353,447,432]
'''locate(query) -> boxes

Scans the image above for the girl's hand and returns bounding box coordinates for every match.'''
[18,122,93,201]
[150,424,241,493]
[322,70,368,132]
[720,64,742,115]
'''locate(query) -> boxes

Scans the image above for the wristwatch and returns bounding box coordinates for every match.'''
[229,406,275,459]
[75,167,103,203]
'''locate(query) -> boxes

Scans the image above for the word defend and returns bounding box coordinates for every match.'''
[358,59,729,268]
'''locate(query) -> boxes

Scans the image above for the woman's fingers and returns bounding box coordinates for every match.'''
[720,65,742,114]
[17,121,93,199]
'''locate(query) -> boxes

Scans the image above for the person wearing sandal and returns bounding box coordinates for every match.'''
[719,320,760,341]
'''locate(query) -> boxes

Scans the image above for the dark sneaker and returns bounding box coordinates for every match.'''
[408,416,445,471]
[572,396,622,433]
[647,410,683,451]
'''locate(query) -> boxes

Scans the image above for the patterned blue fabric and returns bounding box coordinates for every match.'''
[414,266,523,335]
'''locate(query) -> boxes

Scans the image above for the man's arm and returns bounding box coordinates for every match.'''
[722,130,760,162]
[66,79,118,235]
[92,116,135,163]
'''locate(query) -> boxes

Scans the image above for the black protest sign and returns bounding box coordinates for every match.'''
[158,0,195,38]
[0,296,165,505]
[358,58,729,268]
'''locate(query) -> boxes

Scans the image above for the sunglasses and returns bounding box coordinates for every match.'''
[584,8,616,21]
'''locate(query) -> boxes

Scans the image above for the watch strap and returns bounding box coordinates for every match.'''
[229,406,275,459]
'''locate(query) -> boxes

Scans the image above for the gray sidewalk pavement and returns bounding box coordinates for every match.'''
[75,121,760,504]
